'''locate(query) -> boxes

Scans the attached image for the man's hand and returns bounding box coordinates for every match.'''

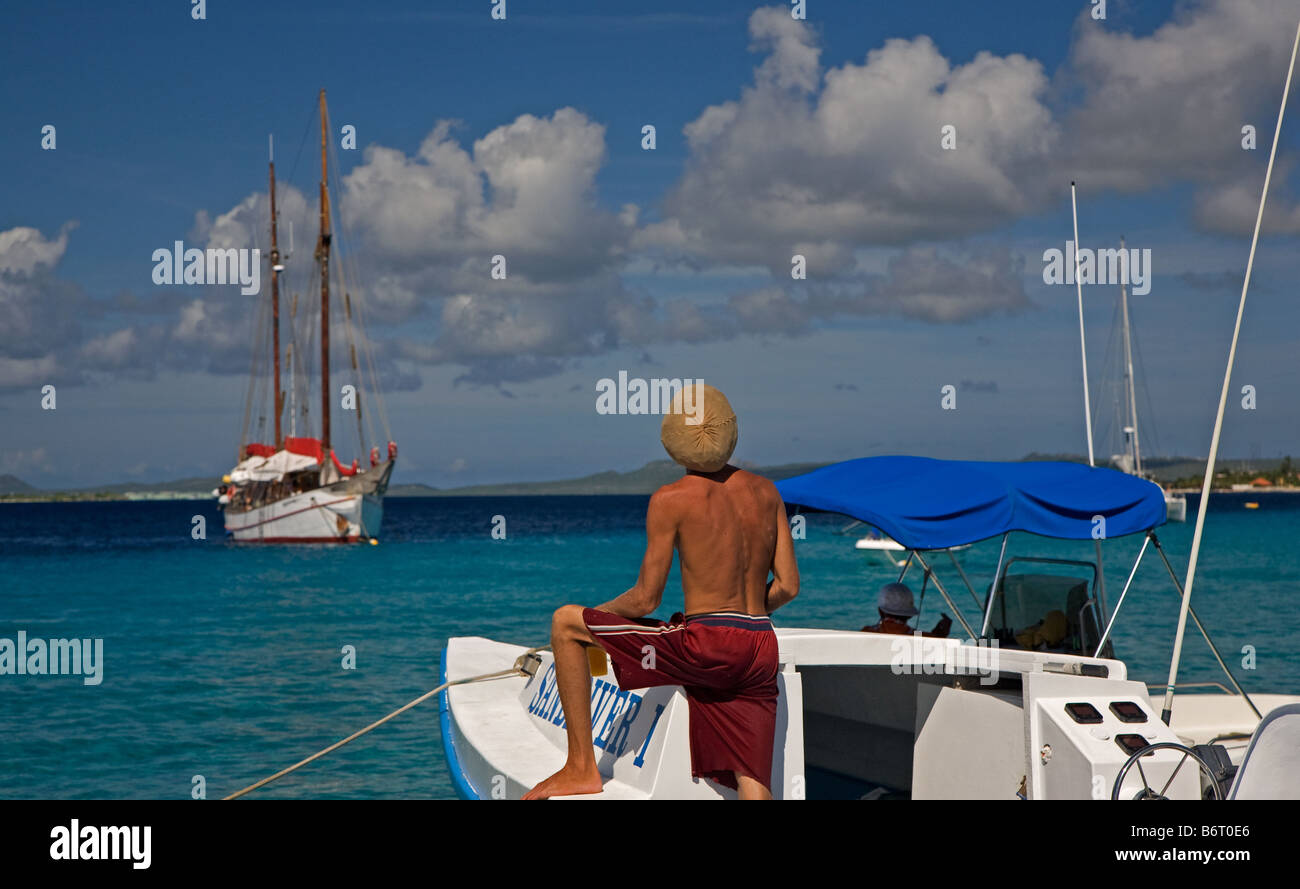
[932,613,953,637]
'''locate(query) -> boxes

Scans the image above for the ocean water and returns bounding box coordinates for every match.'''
[2,492,1298,800]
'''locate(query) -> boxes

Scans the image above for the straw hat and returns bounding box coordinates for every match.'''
[660,383,737,473]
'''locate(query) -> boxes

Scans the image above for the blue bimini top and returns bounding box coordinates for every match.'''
[775,456,1167,549]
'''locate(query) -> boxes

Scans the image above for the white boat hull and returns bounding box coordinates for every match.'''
[854,536,905,551]
[222,460,392,543]
[224,489,383,542]
[854,536,970,552]
[441,637,805,799]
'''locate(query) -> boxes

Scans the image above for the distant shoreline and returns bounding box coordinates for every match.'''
[4,454,1297,504]
[1168,486,1300,495]
[6,485,1300,505]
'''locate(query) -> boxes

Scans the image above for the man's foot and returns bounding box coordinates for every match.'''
[522,762,603,800]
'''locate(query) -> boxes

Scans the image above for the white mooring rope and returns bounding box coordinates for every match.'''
[224,647,548,799]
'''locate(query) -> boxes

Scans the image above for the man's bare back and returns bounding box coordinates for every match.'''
[656,466,787,616]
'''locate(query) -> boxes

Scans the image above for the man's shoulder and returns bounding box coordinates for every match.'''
[652,466,778,501]
[652,476,692,497]
[649,478,693,511]
[732,468,780,500]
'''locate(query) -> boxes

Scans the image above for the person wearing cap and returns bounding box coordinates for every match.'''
[861,582,952,637]
[524,382,799,800]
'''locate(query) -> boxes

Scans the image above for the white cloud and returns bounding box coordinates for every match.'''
[643,9,1058,270]
[0,354,59,390]
[341,109,630,283]
[651,0,1300,266]
[0,224,73,275]
[869,245,1030,323]
[1063,0,1298,189]
[1194,163,1300,235]
[749,5,821,92]
[0,225,86,390]
[79,328,138,369]
[0,445,53,476]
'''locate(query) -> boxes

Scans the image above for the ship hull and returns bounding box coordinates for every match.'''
[222,460,393,543]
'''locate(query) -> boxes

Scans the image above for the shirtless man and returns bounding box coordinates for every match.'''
[523,383,799,800]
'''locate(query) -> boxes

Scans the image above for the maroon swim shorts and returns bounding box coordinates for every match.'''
[581,608,780,791]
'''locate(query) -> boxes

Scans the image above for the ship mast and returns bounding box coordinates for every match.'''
[1119,236,1141,475]
[315,89,332,453]
[269,136,283,448]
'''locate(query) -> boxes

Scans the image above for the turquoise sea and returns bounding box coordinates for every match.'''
[2,492,1298,799]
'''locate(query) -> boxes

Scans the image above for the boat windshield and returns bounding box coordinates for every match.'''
[986,561,1111,658]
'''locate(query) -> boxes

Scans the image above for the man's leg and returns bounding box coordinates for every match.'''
[522,605,605,800]
[734,774,773,800]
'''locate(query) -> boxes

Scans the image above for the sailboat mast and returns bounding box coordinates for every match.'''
[1119,237,1141,475]
[316,89,332,453]
[1069,181,1095,467]
[269,136,282,448]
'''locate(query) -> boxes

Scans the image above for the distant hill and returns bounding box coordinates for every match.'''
[0,474,38,495]
[422,460,688,496]
[1019,452,1090,465]
[394,459,833,497]
[387,483,441,497]
[0,473,220,501]
[78,476,222,495]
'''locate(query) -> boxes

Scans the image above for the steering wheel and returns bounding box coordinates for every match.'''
[1111,741,1223,800]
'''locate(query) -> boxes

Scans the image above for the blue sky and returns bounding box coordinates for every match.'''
[3,0,1300,488]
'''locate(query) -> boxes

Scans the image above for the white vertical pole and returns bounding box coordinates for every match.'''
[1094,533,1151,657]
[1071,182,1095,468]
[1120,236,1142,475]
[1162,19,1300,725]
[980,532,1011,637]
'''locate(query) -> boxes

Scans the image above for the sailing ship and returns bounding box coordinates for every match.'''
[215,90,395,543]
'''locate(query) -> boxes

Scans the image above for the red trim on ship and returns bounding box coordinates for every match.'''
[244,442,277,458]
[284,436,325,462]
[330,449,359,476]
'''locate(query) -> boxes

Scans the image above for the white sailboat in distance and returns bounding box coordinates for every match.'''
[1103,237,1186,522]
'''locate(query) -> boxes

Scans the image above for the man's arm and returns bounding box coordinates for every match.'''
[765,496,799,613]
[595,489,676,618]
